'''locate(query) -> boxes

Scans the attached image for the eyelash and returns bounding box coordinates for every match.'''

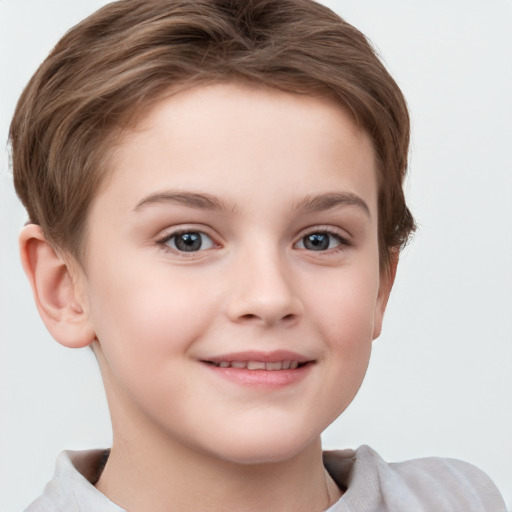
[156,229,217,255]
[294,227,351,253]
[155,226,351,255]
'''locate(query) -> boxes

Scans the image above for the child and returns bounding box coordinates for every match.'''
[7,0,508,510]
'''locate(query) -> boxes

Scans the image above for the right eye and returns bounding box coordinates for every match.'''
[159,231,215,252]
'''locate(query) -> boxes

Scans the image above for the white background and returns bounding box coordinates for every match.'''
[1,1,511,510]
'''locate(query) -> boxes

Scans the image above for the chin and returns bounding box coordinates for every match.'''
[203,427,321,466]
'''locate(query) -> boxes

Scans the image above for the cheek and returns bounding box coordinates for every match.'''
[308,266,380,348]
[86,262,219,363]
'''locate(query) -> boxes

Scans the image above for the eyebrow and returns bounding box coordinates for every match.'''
[134,190,370,217]
[134,191,235,213]
[294,192,371,217]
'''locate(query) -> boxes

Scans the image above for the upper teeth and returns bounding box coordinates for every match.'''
[214,360,300,370]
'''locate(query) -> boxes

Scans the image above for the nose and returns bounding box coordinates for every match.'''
[225,247,303,327]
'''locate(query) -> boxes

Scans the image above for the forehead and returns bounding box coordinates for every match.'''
[93,82,378,219]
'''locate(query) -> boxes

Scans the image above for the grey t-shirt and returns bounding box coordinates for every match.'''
[24,445,506,511]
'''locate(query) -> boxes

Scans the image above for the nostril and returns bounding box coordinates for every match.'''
[238,312,296,324]
[240,313,258,321]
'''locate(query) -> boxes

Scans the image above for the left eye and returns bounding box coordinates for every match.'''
[162,231,215,252]
[295,232,343,251]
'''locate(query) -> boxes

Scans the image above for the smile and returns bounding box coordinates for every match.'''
[208,360,305,370]
[201,351,315,388]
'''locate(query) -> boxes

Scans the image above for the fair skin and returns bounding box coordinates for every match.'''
[20,82,395,512]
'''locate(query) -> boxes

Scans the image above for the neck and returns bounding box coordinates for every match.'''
[96,428,341,512]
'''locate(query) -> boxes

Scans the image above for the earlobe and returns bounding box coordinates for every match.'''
[372,250,399,340]
[19,224,96,348]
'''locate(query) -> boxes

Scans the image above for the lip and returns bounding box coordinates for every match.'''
[203,350,312,364]
[200,350,315,389]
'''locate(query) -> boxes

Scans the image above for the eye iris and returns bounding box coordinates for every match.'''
[304,233,329,250]
[175,232,202,252]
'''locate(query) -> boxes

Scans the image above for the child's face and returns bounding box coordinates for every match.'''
[79,82,390,464]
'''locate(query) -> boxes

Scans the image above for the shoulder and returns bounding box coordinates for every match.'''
[23,450,123,512]
[384,449,506,511]
[324,445,507,512]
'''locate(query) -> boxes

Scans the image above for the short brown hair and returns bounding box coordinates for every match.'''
[10,0,415,269]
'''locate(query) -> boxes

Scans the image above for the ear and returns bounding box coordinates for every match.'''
[19,224,96,348]
[372,250,399,340]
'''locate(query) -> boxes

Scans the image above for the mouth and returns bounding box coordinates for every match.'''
[201,350,314,369]
[199,351,315,388]
[204,360,310,370]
